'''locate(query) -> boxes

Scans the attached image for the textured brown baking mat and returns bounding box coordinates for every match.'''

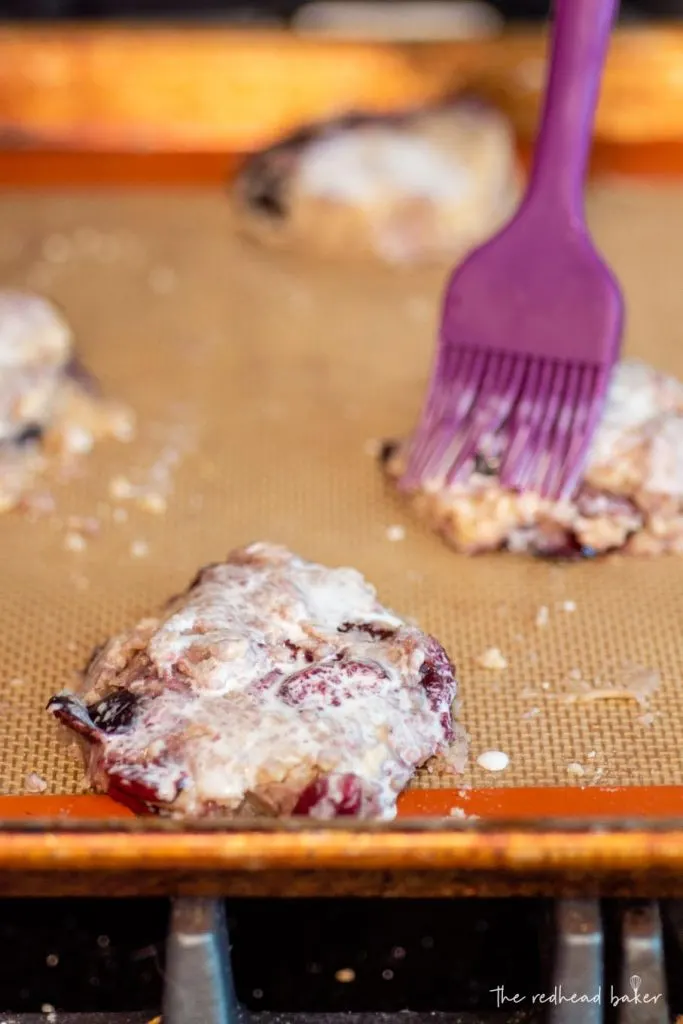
[0,181,682,804]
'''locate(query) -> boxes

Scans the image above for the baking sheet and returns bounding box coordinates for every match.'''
[0,181,682,802]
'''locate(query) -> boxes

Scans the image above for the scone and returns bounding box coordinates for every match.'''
[383,360,683,557]
[0,290,133,512]
[48,542,459,820]
[232,98,521,265]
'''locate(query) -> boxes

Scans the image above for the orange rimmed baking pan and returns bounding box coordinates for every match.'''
[1,23,683,897]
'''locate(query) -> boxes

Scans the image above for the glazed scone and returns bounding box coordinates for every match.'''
[232,99,521,265]
[383,360,683,557]
[0,290,134,512]
[48,543,459,820]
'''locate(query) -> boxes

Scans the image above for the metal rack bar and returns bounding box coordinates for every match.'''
[617,902,668,1024]
[0,897,675,1023]
[549,900,603,1024]
[163,898,242,1024]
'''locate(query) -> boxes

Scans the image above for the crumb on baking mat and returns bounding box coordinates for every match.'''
[560,663,660,708]
[25,771,48,793]
[476,749,509,772]
[476,647,507,670]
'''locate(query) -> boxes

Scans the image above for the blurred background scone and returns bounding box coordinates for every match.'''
[231,97,522,264]
[0,291,134,513]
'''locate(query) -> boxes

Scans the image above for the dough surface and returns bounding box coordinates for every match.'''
[383,360,683,557]
[232,99,521,264]
[48,542,459,819]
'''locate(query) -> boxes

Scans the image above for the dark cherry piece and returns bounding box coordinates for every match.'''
[473,452,499,476]
[65,355,100,395]
[278,660,386,709]
[105,777,158,816]
[243,156,287,219]
[338,621,397,641]
[378,439,399,466]
[85,689,140,734]
[105,762,182,807]
[46,693,101,742]
[419,639,457,737]
[283,638,315,662]
[13,423,43,446]
[292,773,365,816]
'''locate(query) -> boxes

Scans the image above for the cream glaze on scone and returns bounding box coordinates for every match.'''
[48,543,459,819]
[232,99,521,264]
[0,290,133,512]
[384,360,683,556]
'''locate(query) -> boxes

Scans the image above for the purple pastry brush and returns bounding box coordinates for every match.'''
[401,0,624,502]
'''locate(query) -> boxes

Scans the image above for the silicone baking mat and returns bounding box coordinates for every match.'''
[0,180,682,807]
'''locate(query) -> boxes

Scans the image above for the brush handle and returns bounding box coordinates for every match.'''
[527,0,619,220]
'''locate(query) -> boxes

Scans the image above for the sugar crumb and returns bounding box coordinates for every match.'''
[476,647,507,671]
[535,605,549,628]
[61,423,94,455]
[112,506,128,524]
[130,540,149,559]
[386,524,405,542]
[112,415,136,444]
[561,600,576,612]
[109,475,133,500]
[566,762,585,778]
[564,664,660,708]
[67,515,100,537]
[25,772,48,793]
[140,492,167,515]
[476,749,509,772]
[64,531,87,553]
[449,807,479,820]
